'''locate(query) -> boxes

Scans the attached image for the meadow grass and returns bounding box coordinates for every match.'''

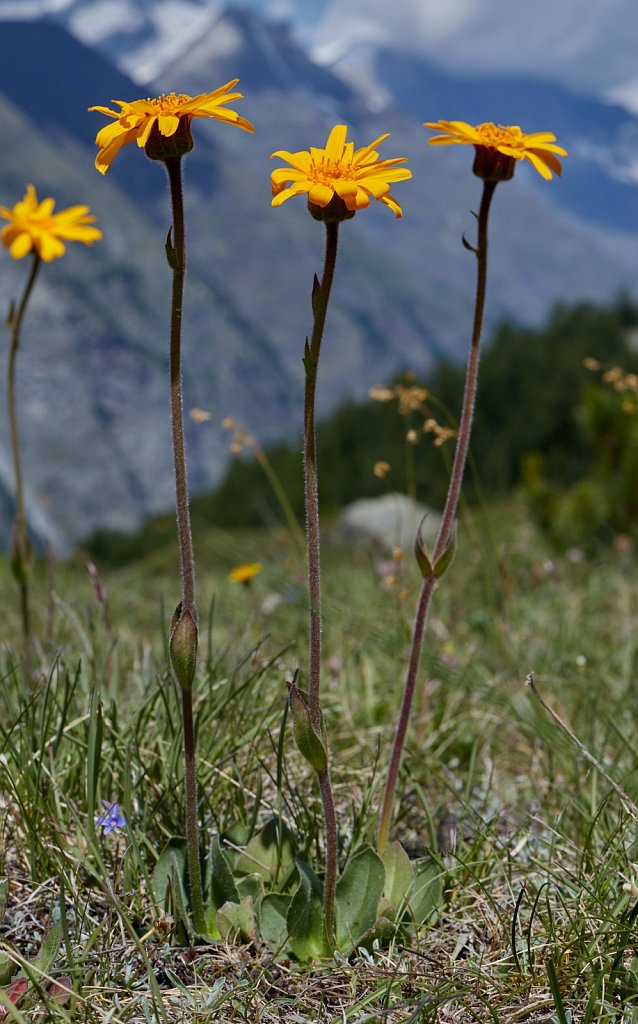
[2,498,638,1022]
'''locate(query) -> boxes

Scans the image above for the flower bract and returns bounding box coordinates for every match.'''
[270,124,412,218]
[229,562,263,584]
[0,185,102,261]
[89,81,255,174]
[425,120,567,181]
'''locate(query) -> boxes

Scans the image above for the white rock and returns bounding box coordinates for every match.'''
[333,492,441,550]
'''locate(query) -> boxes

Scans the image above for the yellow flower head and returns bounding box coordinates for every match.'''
[228,562,262,584]
[425,120,567,182]
[270,124,412,220]
[89,81,255,174]
[0,184,102,262]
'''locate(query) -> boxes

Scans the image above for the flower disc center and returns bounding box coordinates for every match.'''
[476,123,524,150]
[146,93,191,113]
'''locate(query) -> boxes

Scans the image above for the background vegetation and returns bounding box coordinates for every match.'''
[5,296,638,1021]
[86,296,638,565]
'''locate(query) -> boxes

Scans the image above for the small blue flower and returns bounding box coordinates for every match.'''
[96,801,126,834]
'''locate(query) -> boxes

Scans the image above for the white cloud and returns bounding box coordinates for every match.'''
[70,1,143,43]
[309,0,638,99]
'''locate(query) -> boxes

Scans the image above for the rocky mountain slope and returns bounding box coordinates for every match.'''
[0,10,636,552]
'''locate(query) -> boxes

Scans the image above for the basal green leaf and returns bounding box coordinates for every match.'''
[258,893,291,953]
[210,835,239,910]
[237,873,265,903]
[336,846,385,953]
[287,862,327,961]
[405,858,445,925]
[152,838,188,909]
[235,817,296,888]
[216,896,255,943]
[381,841,413,917]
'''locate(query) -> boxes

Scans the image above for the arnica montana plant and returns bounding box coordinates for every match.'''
[270,123,412,949]
[0,185,101,670]
[376,120,567,854]
[90,82,254,938]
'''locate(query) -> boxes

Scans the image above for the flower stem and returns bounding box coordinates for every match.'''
[165,157,196,616]
[181,684,206,932]
[377,180,497,853]
[164,156,205,935]
[303,220,339,949]
[6,252,41,667]
[318,765,337,948]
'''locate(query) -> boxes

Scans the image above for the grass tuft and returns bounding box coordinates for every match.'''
[2,501,638,1020]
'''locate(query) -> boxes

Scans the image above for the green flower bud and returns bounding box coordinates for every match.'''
[288,682,328,772]
[434,522,457,578]
[169,604,198,690]
[414,517,434,580]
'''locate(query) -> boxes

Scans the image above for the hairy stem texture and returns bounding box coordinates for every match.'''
[303,219,339,949]
[377,180,497,853]
[7,252,42,665]
[165,156,205,934]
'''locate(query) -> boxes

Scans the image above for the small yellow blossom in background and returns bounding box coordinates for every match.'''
[270,124,412,218]
[369,387,395,403]
[369,377,457,449]
[89,82,255,174]
[373,460,391,479]
[424,417,458,447]
[228,562,262,584]
[223,416,252,454]
[0,184,102,262]
[586,358,638,395]
[603,366,635,391]
[190,407,213,423]
[397,385,429,415]
[425,120,567,181]
[585,358,638,412]
[369,382,429,416]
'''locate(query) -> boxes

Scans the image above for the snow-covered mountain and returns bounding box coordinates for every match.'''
[4,0,638,110]
[0,0,222,80]
[310,0,638,114]
[0,8,637,551]
[0,0,329,80]
[4,0,638,236]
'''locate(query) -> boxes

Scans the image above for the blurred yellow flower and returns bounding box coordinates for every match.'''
[424,417,457,447]
[270,124,412,218]
[425,120,567,181]
[0,185,102,262]
[89,82,254,174]
[229,562,262,584]
[190,407,213,423]
[369,387,395,402]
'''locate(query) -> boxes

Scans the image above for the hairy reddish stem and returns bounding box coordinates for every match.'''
[377,180,497,852]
